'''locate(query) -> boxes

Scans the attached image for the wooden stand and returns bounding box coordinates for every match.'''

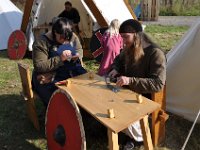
[18,63,40,130]
[151,85,168,146]
[107,129,119,150]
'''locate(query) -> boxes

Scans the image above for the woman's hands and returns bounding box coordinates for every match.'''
[60,50,72,61]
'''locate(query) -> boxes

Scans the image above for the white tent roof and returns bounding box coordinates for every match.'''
[91,0,133,25]
[166,19,200,122]
[32,0,93,38]
[0,0,22,50]
[27,0,135,50]
[30,0,134,38]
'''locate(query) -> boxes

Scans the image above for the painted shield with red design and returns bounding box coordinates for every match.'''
[7,30,27,60]
[46,89,86,150]
[90,27,108,62]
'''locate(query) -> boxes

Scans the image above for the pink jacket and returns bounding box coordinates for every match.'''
[98,32,123,76]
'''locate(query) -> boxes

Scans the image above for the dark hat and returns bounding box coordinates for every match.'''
[119,19,143,33]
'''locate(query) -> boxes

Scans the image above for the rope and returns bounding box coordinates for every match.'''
[181,109,200,150]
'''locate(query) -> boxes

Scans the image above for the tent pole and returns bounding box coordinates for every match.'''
[21,0,34,33]
[123,0,138,20]
[181,109,200,150]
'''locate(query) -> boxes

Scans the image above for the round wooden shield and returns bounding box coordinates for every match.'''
[90,27,108,62]
[45,89,86,150]
[7,30,27,60]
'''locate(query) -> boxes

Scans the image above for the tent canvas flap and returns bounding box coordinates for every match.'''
[0,0,22,50]
[167,19,200,122]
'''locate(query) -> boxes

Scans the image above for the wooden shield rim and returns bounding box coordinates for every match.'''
[45,89,86,150]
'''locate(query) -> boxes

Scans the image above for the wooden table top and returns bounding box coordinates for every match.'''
[56,73,160,133]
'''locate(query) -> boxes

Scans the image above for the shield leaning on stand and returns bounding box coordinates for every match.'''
[45,89,86,150]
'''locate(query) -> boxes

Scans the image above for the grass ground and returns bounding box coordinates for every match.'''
[159,0,200,16]
[0,25,200,150]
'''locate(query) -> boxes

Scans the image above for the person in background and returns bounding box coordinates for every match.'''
[108,19,166,150]
[58,1,80,34]
[98,19,123,76]
[32,17,86,106]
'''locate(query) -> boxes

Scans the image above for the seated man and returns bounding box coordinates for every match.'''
[108,19,166,150]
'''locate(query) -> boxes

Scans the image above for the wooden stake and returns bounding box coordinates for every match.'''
[88,72,94,79]
[66,80,71,87]
[136,94,143,104]
[108,108,115,119]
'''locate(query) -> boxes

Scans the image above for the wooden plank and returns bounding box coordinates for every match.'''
[56,73,160,133]
[107,129,119,150]
[151,0,159,21]
[141,0,152,21]
[140,115,153,150]
[141,0,147,21]
[84,0,108,27]
[155,0,160,21]
[151,85,166,146]
[151,0,156,20]
[18,63,33,100]
[21,0,34,32]
[18,63,40,130]
[147,0,152,21]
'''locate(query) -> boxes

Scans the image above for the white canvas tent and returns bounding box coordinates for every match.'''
[30,0,93,38]
[0,0,22,50]
[30,0,134,37]
[26,0,135,50]
[166,19,200,122]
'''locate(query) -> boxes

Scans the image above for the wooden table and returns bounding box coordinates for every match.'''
[56,73,160,150]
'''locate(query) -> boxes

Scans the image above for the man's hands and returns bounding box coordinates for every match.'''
[116,76,130,86]
[108,69,118,78]
[108,69,130,87]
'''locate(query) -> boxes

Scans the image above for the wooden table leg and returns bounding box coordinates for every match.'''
[140,115,153,150]
[107,129,119,150]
